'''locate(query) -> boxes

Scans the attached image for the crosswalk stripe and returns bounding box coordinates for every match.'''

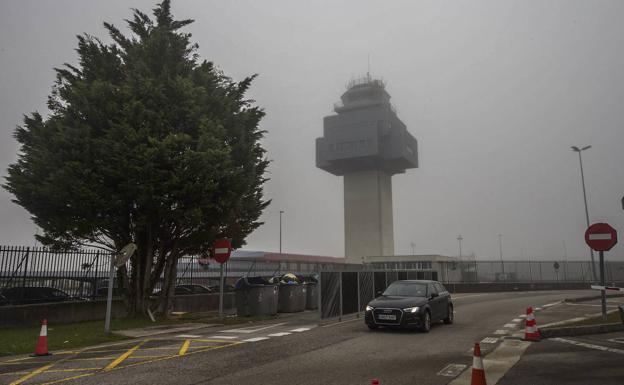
[242,337,270,342]
[268,332,291,337]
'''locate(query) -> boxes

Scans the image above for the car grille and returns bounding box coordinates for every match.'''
[373,308,403,325]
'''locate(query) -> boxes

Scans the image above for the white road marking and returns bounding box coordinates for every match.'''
[519,315,527,318]
[207,335,238,340]
[175,334,201,338]
[608,338,624,345]
[552,338,624,355]
[290,327,312,333]
[481,337,499,344]
[437,363,467,377]
[452,293,494,300]
[268,332,291,337]
[534,307,542,311]
[242,337,270,342]
[503,323,518,329]
[494,330,508,335]
[220,323,286,334]
[512,319,522,323]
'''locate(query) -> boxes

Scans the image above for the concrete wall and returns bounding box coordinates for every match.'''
[0,293,235,327]
[444,281,599,293]
[344,170,394,261]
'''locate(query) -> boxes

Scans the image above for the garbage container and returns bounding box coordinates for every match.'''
[304,282,318,310]
[234,277,278,317]
[276,273,306,313]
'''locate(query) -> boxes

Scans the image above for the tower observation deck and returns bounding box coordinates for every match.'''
[316,76,419,261]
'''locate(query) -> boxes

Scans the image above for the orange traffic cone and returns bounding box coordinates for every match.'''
[33,319,51,356]
[471,343,487,385]
[524,307,541,342]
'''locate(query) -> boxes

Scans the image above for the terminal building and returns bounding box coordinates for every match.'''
[316,75,418,262]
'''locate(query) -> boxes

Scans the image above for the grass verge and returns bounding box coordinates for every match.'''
[555,310,623,327]
[0,317,180,357]
[0,312,281,357]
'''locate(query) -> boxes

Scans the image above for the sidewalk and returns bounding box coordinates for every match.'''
[497,295,624,385]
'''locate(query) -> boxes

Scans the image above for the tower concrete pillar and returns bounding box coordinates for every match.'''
[344,170,394,262]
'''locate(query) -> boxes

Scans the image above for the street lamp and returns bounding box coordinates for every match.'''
[498,234,505,280]
[457,235,463,259]
[571,145,597,280]
[279,210,284,254]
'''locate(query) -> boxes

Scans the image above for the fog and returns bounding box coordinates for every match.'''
[1,0,623,261]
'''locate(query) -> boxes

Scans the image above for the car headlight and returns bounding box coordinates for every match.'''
[365,305,374,311]
[403,306,420,313]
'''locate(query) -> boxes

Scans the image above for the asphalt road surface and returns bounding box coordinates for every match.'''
[0,290,597,385]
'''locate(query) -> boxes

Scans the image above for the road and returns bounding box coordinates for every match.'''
[0,290,597,385]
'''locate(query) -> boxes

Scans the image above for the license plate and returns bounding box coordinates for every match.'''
[378,314,396,320]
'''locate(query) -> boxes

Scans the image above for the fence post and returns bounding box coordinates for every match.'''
[539,262,543,281]
[317,271,322,324]
[21,247,30,289]
[339,272,343,322]
[92,252,100,299]
[356,272,361,318]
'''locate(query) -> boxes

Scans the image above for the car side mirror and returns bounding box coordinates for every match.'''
[430,292,439,299]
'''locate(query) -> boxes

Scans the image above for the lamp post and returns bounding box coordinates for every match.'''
[571,145,597,280]
[457,235,463,259]
[498,234,505,280]
[279,210,284,254]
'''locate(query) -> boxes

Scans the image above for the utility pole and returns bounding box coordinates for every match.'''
[279,210,284,253]
[498,234,505,280]
[571,145,597,280]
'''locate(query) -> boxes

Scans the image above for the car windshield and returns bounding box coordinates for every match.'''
[382,282,427,297]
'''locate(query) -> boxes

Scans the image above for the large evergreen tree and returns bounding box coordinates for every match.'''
[4,1,269,315]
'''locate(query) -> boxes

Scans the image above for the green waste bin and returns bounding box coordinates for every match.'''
[278,283,306,313]
[235,277,279,316]
[305,282,318,310]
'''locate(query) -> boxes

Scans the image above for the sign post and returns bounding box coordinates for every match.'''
[105,243,136,333]
[585,223,618,321]
[213,238,232,320]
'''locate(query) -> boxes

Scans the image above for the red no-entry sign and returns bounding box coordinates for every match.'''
[212,238,232,264]
[585,223,618,252]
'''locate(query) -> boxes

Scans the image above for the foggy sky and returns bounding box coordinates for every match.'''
[1,0,623,262]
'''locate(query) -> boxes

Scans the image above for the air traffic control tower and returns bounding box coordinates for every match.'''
[316,76,418,262]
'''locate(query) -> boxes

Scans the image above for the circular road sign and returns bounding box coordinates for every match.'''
[585,223,618,252]
[213,238,232,264]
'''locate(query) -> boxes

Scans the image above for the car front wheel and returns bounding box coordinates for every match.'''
[367,323,378,330]
[420,311,431,333]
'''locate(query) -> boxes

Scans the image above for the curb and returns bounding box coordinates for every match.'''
[541,323,624,338]
[564,293,624,303]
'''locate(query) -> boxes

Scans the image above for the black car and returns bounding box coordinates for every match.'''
[0,286,75,306]
[364,280,453,332]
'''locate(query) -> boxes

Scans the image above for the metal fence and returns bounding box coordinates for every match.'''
[3,245,624,306]
[0,246,108,299]
[438,260,624,284]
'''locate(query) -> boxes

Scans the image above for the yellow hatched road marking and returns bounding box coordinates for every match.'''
[178,340,191,356]
[46,367,102,373]
[104,340,148,371]
[9,363,55,385]
[13,339,244,385]
[42,372,95,385]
